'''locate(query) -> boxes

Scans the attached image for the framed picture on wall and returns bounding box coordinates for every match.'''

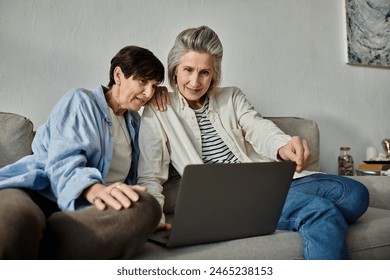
[345,0,390,67]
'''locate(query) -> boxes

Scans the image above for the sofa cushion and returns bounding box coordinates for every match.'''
[138,230,304,259]
[351,176,390,210]
[136,207,390,259]
[0,112,34,168]
[348,207,390,259]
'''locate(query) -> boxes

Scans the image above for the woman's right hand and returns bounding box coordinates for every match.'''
[84,182,147,211]
[277,136,311,173]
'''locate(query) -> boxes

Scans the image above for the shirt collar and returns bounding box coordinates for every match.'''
[92,85,112,124]
[206,92,219,114]
[176,90,219,114]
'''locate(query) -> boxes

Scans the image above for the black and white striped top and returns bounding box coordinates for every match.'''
[194,100,240,164]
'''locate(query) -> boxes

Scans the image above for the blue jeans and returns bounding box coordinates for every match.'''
[277,173,369,260]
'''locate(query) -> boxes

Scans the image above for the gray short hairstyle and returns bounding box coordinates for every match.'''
[167,26,223,94]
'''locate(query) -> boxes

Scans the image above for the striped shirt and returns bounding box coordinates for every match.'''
[194,100,240,164]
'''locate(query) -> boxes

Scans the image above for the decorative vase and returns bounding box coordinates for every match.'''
[382,138,390,158]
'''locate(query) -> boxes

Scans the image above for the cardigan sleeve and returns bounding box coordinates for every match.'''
[231,87,291,160]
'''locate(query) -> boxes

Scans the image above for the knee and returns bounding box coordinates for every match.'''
[340,178,369,223]
[0,189,46,259]
[0,189,46,232]
[313,174,369,223]
[41,191,162,260]
[317,175,369,224]
[346,177,369,203]
[136,191,162,226]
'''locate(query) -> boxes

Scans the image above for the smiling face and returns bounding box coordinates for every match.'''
[108,67,159,114]
[175,51,214,109]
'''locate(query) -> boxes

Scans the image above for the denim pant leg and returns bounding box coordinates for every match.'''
[278,187,349,259]
[290,173,369,224]
[277,174,368,260]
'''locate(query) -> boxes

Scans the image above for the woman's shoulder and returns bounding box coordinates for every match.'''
[42,87,107,128]
[214,86,245,96]
[53,87,102,112]
[209,86,253,112]
[212,86,246,102]
[61,87,96,103]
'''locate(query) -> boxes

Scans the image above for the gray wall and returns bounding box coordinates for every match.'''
[1,0,389,173]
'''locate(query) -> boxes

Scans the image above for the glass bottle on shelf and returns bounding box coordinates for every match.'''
[338,146,354,176]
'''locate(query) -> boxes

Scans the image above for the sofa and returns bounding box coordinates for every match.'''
[1,111,390,259]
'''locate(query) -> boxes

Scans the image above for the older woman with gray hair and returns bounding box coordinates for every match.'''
[137,25,369,259]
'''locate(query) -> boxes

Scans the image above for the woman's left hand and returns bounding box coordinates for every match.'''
[147,86,170,111]
[84,182,147,211]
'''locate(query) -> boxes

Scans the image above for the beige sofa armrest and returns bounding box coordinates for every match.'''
[352,176,390,210]
[0,112,34,168]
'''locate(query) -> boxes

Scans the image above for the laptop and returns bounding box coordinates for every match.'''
[149,161,296,247]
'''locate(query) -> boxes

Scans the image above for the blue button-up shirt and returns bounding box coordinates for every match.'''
[0,86,140,210]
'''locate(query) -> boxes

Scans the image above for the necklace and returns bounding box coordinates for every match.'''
[115,114,130,146]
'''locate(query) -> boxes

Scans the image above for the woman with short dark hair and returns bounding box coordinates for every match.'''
[0,45,166,259]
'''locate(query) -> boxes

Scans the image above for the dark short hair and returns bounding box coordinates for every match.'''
[108,46,164,88]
